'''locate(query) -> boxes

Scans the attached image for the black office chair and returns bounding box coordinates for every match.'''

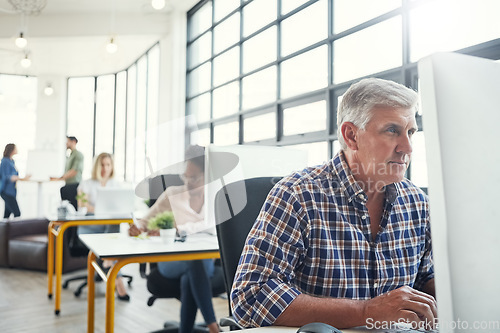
[214,177,280,330]
[59,183,133,296]
[139,174,184,278]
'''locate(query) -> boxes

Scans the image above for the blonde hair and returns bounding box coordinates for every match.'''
[91,152,114,180]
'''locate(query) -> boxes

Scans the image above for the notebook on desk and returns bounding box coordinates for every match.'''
[94,187,135,216]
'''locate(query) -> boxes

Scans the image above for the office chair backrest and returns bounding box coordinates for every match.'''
[59,183,87,257]
[214,177,280,310]
[60,183,79,210]
[148,174,184,207]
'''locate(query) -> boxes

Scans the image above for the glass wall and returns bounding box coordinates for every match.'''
[186,0,500,186]
[67,43,160,182]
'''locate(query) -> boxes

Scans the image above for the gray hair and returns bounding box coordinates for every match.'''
[337,78,419,150]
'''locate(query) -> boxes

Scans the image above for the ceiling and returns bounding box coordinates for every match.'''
[0,0,198,77]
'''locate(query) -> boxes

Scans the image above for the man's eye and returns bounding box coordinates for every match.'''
[387,127,397,134]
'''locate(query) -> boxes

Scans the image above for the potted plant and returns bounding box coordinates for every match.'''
[148,211,176,243]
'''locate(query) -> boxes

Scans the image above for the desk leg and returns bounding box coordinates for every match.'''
[54,225,65,315]
[105,261,124,333]
[47,222,55,299]
[87,251,96,333]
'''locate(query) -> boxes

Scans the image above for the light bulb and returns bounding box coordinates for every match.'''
[151,0,166,10]
[20,55,31,68]
[106,38,118,54]
[15,32,27,49]
[44,85,54,96]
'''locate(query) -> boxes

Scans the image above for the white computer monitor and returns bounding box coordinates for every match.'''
[94,187,135,216]
[419,52,500,332]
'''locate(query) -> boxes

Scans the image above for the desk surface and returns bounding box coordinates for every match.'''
[242,326,426,333]
[79,232,219,259]
[48,214,132,222]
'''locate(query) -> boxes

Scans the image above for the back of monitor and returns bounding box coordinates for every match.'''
[419,52,500,332]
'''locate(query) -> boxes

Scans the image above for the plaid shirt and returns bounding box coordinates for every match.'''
[231,151,434,327]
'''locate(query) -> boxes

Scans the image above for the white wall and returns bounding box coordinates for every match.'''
[9,9,190,219]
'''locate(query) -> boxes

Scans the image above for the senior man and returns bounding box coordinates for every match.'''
[231,78,436,330]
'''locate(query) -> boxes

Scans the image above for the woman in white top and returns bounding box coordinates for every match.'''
[129,145,219,333]
[77,152,130,301]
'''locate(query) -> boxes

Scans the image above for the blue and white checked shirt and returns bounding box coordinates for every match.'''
[231,151,434,327]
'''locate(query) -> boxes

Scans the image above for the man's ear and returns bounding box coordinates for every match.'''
[341,122,359,150]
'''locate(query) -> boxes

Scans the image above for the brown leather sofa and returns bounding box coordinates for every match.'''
[0,217,86,272]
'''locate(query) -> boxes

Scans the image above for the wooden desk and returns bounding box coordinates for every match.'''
[46,215,133,315]
[79,232,220,333]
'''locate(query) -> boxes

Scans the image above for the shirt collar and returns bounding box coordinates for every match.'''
[330,150,366,203]
[330,150,400,205]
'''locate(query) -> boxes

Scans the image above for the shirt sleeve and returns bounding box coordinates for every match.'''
[413,201,434,290]
[230,184,309,327]
[69,151,84,172]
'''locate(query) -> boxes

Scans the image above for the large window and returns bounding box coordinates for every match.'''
[0,74,37,174]
[67,43,160,183]
[186,0,500,186]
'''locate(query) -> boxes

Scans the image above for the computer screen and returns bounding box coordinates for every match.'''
[418,52,500,332]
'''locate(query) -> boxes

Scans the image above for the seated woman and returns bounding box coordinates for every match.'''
[129,145,219,333]
[77,152,130,301]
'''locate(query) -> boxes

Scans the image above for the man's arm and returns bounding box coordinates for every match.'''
[421,278,435,298]
[275,286,437,329]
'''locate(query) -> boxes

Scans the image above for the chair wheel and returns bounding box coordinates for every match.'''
[127,280,132,286]
[62,282,69,289]
[74,290,81,297]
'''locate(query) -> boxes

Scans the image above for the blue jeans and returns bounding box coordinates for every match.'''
[1,193,20,218]
[158,259,216,333]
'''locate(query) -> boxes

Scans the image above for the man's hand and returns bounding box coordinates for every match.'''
[50,176,62,181]
[363,285,437,330]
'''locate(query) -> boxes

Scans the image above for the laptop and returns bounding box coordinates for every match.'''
[94,187,135,217]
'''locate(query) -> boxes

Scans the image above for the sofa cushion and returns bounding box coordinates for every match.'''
[9,237,48,271]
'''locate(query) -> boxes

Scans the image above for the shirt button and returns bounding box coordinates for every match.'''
[358,194,365,200]
[361,215,367,220]
[374,281,379,288]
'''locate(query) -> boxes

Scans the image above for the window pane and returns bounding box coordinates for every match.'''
[410,0,500,62]
[243,26,277,74]
[214,13,240,54]
[214,0,239,22]
[242,66,277,110]
[190,127,211,147]
[243,0,277,37]
[410,131,427,187]
[213,82,239,118]
[281,0,308,15]
[244,112,276,142]
[67,77,95,180]
[187,93,211,124]
[114,71,127,180]
[287,141,328,166]
[281,0,328,56]
[281,45,328,99]
[333,16,402,84]
[188,32,212,69]
[126,65,136,182]
[333,0,401,33]
[147,46,160,171]
[189,1,212,41]
[213,121,239,145]
[135,57,147,183]
[283,100,326,136]
[187,62,211,97]
[94,75,115,155]
[213,46,239,87]
[332,140,341,154]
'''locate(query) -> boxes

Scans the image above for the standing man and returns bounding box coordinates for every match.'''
[51,136,84,185]
[231,78,436,330]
